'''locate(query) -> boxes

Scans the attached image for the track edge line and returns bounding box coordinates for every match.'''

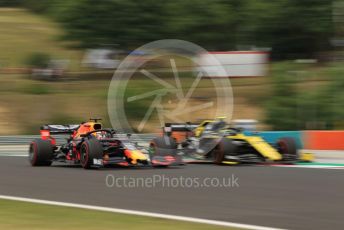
[0,194,284,230]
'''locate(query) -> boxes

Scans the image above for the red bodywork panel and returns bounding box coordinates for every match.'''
[40,130,56,145]
[40,122,102,161]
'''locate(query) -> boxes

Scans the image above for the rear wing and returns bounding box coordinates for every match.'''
[163,123,199,134]
[40,125,80,134]
[39,125,79,145]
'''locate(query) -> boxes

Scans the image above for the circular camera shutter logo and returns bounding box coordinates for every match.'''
[108,39,233,134]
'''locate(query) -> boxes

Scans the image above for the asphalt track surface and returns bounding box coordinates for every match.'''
[1,155,344,230]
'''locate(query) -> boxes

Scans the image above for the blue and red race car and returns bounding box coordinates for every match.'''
[29,119,181,169]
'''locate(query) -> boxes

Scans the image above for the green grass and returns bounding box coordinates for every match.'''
[0,199,236,230]
[0,8,82,69]
[18,82,53,95]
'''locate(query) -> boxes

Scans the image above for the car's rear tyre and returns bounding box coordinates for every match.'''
[213,138,236,164]
[277,137,299,161]
[29,139,53,166]
[80,138,103,169]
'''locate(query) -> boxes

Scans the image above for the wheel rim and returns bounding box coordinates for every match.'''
[278,141,288,154]
[80,144,88,166]
[29,144,35,162]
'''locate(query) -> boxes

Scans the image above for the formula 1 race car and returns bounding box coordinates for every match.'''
[160,118,313,165]
[29,119,181,169]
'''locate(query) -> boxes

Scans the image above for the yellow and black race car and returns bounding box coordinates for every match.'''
[159,118,313,165]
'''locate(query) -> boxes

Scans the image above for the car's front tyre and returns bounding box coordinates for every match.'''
[277,137,299,162]
[149,136,180,166]
[80,138,103,169]
[213,138,236,164]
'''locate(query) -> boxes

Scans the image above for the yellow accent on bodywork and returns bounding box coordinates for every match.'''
[227,134,282,161]
[194,120,213,137]
[194,127,204,137]
[300,152,314,162]
[222,161,239,165]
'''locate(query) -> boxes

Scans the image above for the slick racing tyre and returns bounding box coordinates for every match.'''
[149,136,180,166]
[150,136,177,156]
[80,138,103,169]
[214,138,236,165]
[29,139,53,166]
[277,137,299,162]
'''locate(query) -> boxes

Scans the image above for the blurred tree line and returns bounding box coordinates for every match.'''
[265,64,344,130]
[0,0,335,60]
[1,0,342,130]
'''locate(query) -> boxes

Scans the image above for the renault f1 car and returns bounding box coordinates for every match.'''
[29,119,181,169]
[160,118,313,165]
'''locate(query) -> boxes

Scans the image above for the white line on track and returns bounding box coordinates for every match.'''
[0,195,284,230]
[273,165,344,170]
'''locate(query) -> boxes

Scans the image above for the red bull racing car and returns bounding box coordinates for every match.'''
[29,119,181,169]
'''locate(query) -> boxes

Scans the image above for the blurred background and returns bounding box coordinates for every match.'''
[0,0,343,134]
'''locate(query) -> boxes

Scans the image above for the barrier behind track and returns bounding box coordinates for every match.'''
[0,131,343,150]
[0,134,156,145]
[244,131,344,150]
[303,131,344,150]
